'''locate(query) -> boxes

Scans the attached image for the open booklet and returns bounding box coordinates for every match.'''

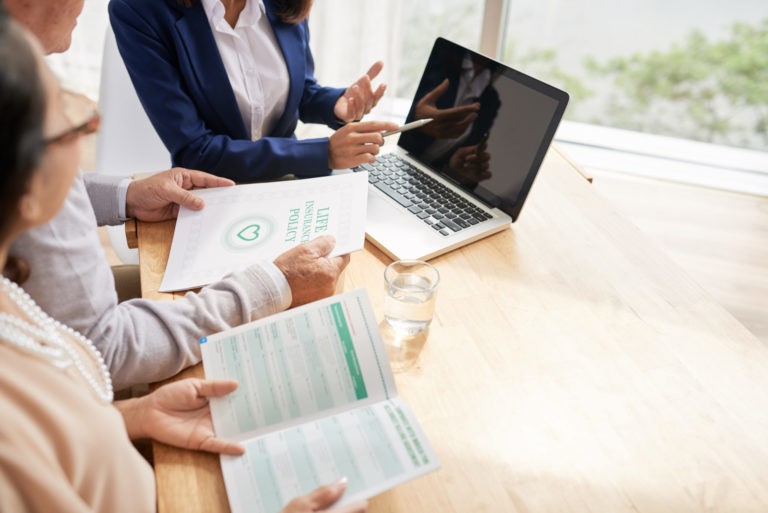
[160,172,368,292]
[200,288,440,513]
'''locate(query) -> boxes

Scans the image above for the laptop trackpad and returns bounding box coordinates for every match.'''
[365,189,441,258]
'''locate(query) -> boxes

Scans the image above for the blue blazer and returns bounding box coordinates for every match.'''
[108,0,345,181]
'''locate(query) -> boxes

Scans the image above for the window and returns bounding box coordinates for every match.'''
[499,0,768,153]
[309,0,485,117]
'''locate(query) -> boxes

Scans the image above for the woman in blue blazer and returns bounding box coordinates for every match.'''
[108,0,397,181]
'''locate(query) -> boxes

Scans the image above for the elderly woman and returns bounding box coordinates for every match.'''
[0,11,364,513]
[108,0,398,181]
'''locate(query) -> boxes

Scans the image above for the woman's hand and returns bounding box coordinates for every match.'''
[334,61,387,123]
[116,379,244,455]
[282,479,367,513]
[328,120,398,169]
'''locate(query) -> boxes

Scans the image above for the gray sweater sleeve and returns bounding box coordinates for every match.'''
[11,174,291,390]
[82,173,126,226]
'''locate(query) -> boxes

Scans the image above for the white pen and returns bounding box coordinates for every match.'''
[382,118,434,137]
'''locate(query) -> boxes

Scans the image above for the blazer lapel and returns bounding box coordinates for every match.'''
[264,0,303,135]
[174,3,249,138]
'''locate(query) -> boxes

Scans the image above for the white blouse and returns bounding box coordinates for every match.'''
[201,0,290,140]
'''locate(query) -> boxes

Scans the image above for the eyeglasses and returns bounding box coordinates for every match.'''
[43,110,101,146]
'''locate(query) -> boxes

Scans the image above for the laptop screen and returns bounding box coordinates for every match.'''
[399,38,569,219]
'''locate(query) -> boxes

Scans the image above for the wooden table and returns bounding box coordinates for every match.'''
[135,147,768,513]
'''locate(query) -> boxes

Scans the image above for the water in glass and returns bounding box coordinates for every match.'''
[384,274,437,335]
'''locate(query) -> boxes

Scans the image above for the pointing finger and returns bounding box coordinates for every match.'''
[347,132,384,148]
[349,120,399,133]
[365,60,384,81]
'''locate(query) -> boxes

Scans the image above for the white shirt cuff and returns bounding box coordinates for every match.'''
[117,178,133,221]
[259,261,292,311]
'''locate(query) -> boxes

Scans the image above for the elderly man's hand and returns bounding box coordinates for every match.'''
[273,236,351,308]
[125,168,234,222]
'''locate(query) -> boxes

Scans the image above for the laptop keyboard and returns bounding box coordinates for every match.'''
[355,153,493,237]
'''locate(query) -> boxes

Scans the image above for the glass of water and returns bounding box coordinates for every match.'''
[383,260,440,335]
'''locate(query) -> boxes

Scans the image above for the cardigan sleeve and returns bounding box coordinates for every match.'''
[10,174,292,390]
[82,173,124,226]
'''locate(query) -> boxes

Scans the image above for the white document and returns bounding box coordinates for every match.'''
[159,172,368,292]
[201,289,440,513]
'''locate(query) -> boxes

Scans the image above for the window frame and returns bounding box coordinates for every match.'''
[480,0,768,194]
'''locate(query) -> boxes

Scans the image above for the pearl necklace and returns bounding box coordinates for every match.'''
[0,276,113,403]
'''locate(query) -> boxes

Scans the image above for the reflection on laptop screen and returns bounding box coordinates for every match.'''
[399,38,568,219]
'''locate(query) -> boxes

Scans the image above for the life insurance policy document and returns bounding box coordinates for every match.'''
[200,289,440,513]
[159,172,368,292]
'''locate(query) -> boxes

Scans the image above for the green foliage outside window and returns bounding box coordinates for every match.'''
[509,18,768,151]
[399,6,766,151]
[585,19,768,150]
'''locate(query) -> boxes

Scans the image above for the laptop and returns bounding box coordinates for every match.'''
[357,37,569,261]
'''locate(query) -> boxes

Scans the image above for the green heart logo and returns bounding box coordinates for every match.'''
[236,224,261,242]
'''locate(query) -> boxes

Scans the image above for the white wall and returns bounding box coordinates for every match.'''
[45,1,108,100]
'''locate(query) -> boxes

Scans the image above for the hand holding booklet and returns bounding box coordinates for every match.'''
[160,172,368,292]
[201,289,439,513]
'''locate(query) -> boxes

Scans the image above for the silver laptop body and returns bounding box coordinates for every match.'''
[364,148,511,261]
[359,37,569,261]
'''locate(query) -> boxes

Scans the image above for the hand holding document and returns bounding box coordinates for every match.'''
[201,289,440,513]
[159,173,368,292]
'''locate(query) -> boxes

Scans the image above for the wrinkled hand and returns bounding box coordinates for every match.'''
[328,120,398,169]
[281,479,367,513]
[125,168,235,222]
[414,79,480,139]
[334,61,387,123]
[446,145,491,186]
[129,379,244,455]
[274,236,350,308]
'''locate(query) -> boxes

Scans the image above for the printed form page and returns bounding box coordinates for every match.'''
[160,172,368,292]
[202,289,396,440]
[201,289,439,513]
[223,398,438,513]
